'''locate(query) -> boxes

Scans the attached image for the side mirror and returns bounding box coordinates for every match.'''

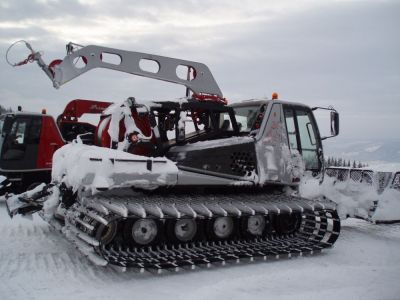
[312,106,339,140]
[330,111,339,137]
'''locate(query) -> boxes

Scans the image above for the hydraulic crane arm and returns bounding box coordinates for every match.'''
[7,41,223,98]
[57,99,112,122]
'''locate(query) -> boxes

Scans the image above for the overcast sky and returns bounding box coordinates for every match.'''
[0,0,399,143]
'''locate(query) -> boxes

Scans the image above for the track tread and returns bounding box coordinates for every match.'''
[51,190,340,270]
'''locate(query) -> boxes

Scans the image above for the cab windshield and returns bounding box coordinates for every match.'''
[1,116,41,161]
[231,105,265,133]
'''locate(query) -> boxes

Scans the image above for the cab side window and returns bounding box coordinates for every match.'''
[283,106,320,170]
[10,118,28,145]
[283,109,298,151]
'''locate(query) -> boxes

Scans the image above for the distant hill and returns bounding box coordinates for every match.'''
[323,138,400,163]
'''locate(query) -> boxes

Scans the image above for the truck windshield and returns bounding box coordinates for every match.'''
[1,116,41,161]
[231,105,264,133]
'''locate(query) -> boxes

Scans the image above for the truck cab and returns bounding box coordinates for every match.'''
[0,112,64,194]
[0,99,111,195]
[230,100,325,176]
[165,98,338,188]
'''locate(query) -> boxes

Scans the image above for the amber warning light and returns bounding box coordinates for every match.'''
[272,92,279,100]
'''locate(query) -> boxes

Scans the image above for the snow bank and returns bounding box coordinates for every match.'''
[300,164,400,222]
[320,176,377,219]
[372,188,400,222]
[52,141,178,194]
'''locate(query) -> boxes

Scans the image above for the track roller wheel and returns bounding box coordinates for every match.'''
[96,220,118,246]
[208,216,234,239]
[167,218,198,243]
[124,218,160,246]
[245,215,266,236]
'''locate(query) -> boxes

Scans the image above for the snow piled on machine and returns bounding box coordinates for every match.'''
[300,163,400,223]
[52,141,178,194]
[105,98,152,151]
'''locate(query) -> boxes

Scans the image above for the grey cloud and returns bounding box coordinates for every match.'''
[0,0,90,21]
[0,0,399,142]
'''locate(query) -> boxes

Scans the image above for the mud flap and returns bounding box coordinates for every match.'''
[5,183,51,218]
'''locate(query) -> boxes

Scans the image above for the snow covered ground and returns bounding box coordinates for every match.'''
[1,202,400,300]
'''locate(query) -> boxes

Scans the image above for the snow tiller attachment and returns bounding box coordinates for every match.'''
[5,41,341,271]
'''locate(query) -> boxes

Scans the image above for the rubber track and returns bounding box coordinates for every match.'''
[60,191,341,271]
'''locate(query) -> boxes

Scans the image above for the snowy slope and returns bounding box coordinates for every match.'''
[323,138,400,163]
[1,203,400,300]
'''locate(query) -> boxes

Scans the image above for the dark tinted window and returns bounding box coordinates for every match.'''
[1,117,41,161]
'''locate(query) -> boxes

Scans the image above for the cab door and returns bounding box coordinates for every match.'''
[283,105,323,174]
[0,115,42,171]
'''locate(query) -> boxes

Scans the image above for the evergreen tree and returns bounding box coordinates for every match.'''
[352,160,356,168]
[338,158,343,166]
[357,161,363,168]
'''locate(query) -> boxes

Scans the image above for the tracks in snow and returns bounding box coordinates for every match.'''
[0,203,111,282]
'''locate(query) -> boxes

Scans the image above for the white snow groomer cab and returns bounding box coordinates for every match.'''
[5,41,340,271]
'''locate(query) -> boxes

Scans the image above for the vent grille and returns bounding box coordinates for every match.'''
[230,151,256,177]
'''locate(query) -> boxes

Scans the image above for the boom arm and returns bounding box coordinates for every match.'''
[57,99,112,122]
[10,42,223,97]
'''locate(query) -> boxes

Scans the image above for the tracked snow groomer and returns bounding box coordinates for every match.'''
[5,41,341,271]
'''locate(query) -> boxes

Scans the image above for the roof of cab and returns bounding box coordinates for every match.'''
[228,98,312,109]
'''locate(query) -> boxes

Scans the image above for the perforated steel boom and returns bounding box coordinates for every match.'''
[14,42,223,97]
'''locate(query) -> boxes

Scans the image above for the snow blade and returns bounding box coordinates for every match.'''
[5,184,51,218]
[6,196,43,217]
